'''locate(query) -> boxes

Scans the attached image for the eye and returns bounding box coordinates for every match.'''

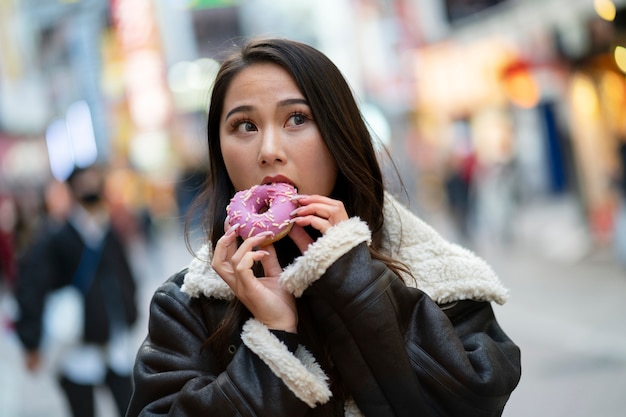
[232,119,257,133]
[286,112,309,127]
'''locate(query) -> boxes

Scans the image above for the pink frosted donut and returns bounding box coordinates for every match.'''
[226,183,298,245]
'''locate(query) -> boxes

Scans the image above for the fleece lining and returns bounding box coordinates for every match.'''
[380,193,508,304]
[241,319,331,407]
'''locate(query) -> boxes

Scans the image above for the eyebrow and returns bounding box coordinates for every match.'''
[224,98,309,121]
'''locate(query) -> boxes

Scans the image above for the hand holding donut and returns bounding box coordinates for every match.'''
[225,183,348,250]
[288,194,349,254]
[215,183,347,332]
[212,221,298,333]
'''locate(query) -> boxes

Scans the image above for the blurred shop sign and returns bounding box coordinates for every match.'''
[111,0,172,131]
[0,0,21,81]
[414,39,515,117]
[185,0,238,9]
[0,135,50,189]
[111,0,173,175]
[165,0,237,9]
[0,78,50,134]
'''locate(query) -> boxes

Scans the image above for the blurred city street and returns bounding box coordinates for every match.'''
[1,197,625,417]
[2,1,626,416]
[482,205,626,417]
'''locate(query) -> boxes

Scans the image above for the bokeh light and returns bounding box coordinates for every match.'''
[615,45,626,73]
[594,0,617,21]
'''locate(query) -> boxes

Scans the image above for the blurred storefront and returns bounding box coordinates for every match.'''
[408,0,626,246]
[2,0,626,251]
[566,12,626,243]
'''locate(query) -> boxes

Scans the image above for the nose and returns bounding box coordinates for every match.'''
[258,128,286,166]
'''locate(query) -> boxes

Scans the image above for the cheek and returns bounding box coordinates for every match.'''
[220,140,247,185]
[301,146,338,196]
[318,159,338,196]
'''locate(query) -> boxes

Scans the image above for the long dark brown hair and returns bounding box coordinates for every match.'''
[187,38,408,411]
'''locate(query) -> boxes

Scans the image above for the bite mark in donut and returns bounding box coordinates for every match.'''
[226,182,298,246]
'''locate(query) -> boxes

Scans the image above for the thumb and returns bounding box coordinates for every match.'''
[259,244,282,277]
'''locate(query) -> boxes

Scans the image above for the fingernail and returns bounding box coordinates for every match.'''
[291,194,306,200]
[226,223,240,234]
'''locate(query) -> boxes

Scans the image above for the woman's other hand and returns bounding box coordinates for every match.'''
[288,194,349,254]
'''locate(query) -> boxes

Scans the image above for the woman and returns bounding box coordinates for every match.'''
[127,37,521,417]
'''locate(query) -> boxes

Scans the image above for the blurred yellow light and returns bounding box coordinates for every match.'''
[571,75,599,117]
[599,71,626,133]
[594,0,616,21]
[600,70,625,106]
[615,46,626,73]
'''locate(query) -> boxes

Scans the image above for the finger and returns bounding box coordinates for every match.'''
[216,230,275,283]
[259,244,282,277]
[237,231,274,253]
[235,248,270,277]
[292,194,340,207]
[292,203,332,219]
[288,224,314,253]
[290,215,337,235]
[291,200,348,224]
[228,249,268,297]
[221,230,274,277]
[212,223,241,282]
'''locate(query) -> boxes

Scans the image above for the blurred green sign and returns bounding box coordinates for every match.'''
[188,0,237,9]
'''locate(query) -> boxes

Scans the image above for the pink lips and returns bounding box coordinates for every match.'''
[262,175,294,187]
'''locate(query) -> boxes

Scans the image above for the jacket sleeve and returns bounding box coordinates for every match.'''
[105,228,139,326]
[126,272,320,417]
[303,242,521,417]
[14,224,63,351]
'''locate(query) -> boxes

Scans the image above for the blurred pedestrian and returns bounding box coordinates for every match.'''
[0,195,18,335]
[127,37,521,417]
[613,138,626,267]
[14,165,139,417]
[0,195,18,290]
[443,148,476,240]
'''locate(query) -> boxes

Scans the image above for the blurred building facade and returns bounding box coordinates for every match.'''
[1,0,626,255]
[411,0,626,249]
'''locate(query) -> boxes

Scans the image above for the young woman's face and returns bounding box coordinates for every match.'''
[219,63,338,195]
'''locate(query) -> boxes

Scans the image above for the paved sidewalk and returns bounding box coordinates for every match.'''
[482,241,626,417]
[474,195,626,417]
